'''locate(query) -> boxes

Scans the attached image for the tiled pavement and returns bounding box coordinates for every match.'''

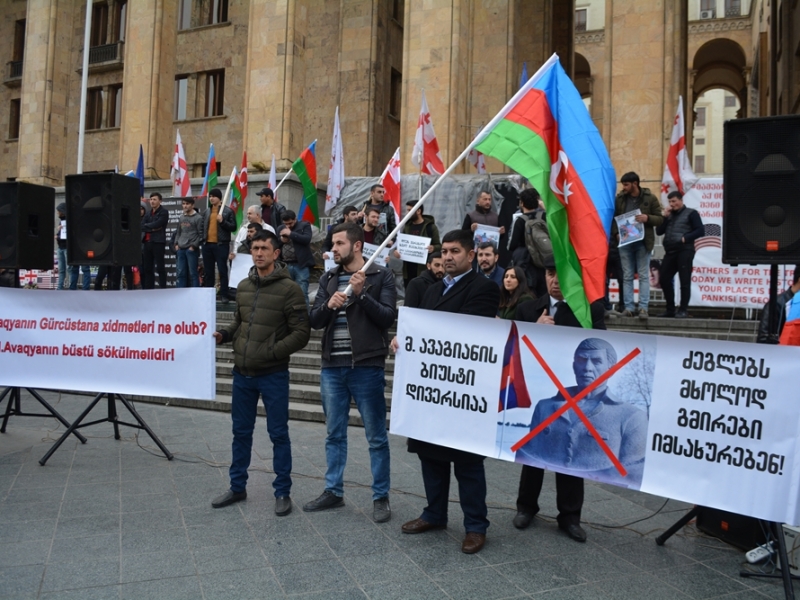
[0,391,796,600]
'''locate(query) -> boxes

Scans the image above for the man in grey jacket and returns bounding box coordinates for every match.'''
[172,198,204,287]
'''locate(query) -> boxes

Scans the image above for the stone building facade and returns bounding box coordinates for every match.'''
[1,0,574,188]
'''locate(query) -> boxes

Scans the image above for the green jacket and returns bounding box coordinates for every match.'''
[400,215,442,279]
[612,186,664,252]
[218,263,310,376]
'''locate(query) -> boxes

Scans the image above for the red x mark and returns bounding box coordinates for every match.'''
[510,335,641,477]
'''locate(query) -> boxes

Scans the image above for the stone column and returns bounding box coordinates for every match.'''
[119,0,178,180]
[17,0,76,184]
[604,0,688,187]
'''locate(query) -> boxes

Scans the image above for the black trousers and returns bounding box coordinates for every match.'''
[94,266,133,290]
[516,464,584,527]
[202,242,230,298]
[660,248,695,312]
[142,242,166,289]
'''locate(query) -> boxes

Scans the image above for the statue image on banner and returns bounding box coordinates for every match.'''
[497,330,654,489]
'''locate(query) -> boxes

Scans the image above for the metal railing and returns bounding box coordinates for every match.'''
[8,61,22,79]
[88,42,123,65]
[725,6,741,17]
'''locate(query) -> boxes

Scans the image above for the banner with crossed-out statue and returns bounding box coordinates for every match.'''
[390,307,800,525]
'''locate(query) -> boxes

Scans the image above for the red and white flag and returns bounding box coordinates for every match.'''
[170,129,192,197]
[661,96,697,203]
[325,106,345,215]
[268,154,277,201]
[381,147,402,223]
[411,90,445,175]
[467,126,487,174]
[239,150,248,202]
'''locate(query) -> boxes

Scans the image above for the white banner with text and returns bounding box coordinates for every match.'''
[0,288,216,399]
[390,307,800,524]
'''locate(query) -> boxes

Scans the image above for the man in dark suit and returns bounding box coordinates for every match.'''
[395,229,500,554]
[512,256,606,543]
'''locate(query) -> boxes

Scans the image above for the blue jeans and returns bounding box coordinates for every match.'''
[230,369,292,497]
[320,366,390,500]
[69,265,91,290]
[286,264,309,308]
[176,247,199,287]
[57,247,67,290]
[618,241,650,311]
[420,457,489,534]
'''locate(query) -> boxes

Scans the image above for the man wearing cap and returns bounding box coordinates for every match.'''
[202,188,237,303]
[172,197,204,288]
[511,256,606,543]
[258,188,287,232]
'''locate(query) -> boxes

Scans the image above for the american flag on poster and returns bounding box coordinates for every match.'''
[695,224,721,251]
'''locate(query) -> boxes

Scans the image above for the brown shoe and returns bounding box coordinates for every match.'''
[461,532,486,554]
[401,518,446,534]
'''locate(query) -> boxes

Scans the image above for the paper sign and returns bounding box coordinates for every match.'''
[396,233,432,265]
[229,253,253,287]
[474,224,500,249]
[616,210,645,247]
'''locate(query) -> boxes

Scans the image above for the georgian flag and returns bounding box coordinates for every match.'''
[467,126,487,174]
[411,90,445,175]
[325,106,345,215]
[268,154,277,200]
[380,147,402,223]
[661,96,697,203]
[170,129,192,197]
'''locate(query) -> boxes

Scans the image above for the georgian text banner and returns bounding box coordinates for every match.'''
[390,307,800,524]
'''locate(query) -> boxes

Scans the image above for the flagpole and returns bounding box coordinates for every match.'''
[76,0,93,174]
[344,54,560,295]
[271,170,293,194]
[222,166,237,208]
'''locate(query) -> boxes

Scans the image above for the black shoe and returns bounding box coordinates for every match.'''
[211,490,246,508]
[657,311,675,318]
[559,523,587,542]
[373,497,391,523]
[303,491,344,512]
[513,511,534,529]
[675,309,689,318]
[275,496,292,516]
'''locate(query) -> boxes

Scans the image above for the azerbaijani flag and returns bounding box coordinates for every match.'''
[199,143,218,197]
[498,322,531,412]
[293,140,318,225]
[230,167,245,229]
[475,54,616,328]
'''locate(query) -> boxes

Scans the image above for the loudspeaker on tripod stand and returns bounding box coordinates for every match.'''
[0,182,55,270]
[65,173,141,266]
[723,115,800,265]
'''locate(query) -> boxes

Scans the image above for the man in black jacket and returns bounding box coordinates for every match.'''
[404,252,444,308]
[202,188,238,303]
[397,229,499,555]
[512,256,606,543]
[258,187,287,232]
[655,191,705,318]
[141,192,169,289]
[322,206,359,259]
[277,210,315,308]
[305,222,397,523]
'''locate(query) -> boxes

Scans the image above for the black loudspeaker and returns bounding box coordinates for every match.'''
[0,182,55,270]
[696,507,767,551]
[723,115,800,264]
[65,173,141,266]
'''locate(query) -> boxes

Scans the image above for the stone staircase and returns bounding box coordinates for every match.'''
[129,307,760,424]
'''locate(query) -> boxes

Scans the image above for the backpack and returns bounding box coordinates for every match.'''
[524,216,553,269]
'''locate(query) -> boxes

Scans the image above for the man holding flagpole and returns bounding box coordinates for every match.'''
[202,188,237,303]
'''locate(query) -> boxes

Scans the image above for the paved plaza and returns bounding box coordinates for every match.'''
[0,391,796,599]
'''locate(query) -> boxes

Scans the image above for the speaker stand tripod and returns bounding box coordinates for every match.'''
[39,392,173,466]
[0,387,87,443]
[656,506,798,600]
